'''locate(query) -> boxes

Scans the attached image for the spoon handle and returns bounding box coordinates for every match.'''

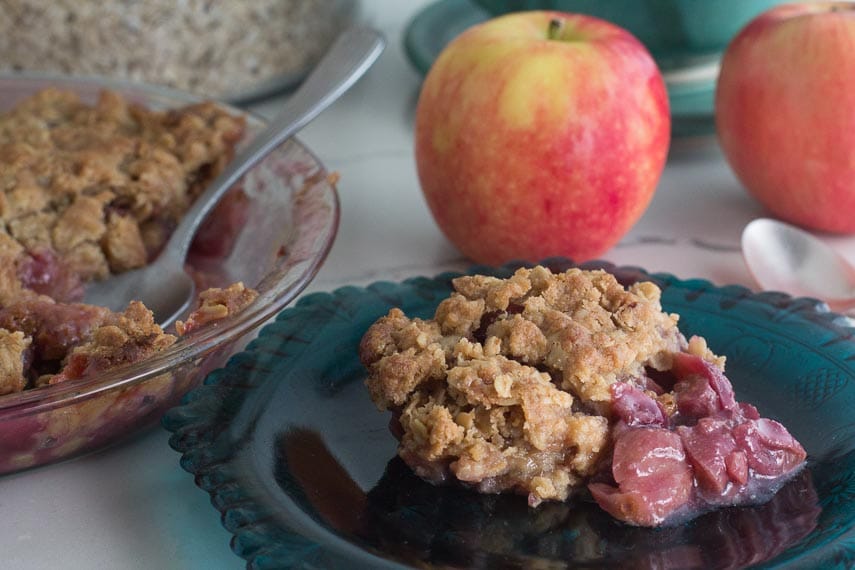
[165,26,386,262]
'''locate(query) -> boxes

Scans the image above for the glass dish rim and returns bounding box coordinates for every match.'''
[0,71,340,418]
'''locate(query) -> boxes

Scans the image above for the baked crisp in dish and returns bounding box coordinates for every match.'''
[0,87,245,297]
[0,89,257,395]
[360,266,807,527]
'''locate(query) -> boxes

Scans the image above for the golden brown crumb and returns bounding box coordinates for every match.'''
[0,89,258,395]
[360,266,695,505]
[0,329,31,395]
[175,282,259,336]
[0,87,245,286]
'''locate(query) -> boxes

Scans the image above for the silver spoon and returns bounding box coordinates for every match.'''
[83,27,385,326]
[741,218,855,312]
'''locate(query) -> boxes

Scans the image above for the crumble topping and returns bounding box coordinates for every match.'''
[0,1,348,98]
[363,266,686,410]
[361,266,685,502]
[0,283,258,394]
[360,266,806,526]
[0,329,30,396]
[0,87,245,289]
[175,282,259,336]
[0,89,258,395]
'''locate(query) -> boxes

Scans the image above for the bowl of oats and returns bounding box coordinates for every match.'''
[0,74,339,474]
[0,0,357,102]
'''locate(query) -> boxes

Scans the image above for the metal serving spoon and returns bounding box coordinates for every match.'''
[741,218,855,313]
[83,27,385,326]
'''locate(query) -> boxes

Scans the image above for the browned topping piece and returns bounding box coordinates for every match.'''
[0,296,111,362]
[361,266,807,528]
[0,283,261,394]
[0,89,259,396]
[175,282,259,336]
[0,87,245,293]
[0,329,31,395]
[46,301,176,386]
[103,211,148,272]
[359,307,446,408]
[0,251,31,307]
[360,266,684,505]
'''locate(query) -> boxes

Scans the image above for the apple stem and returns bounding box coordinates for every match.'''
[548,18,564,41]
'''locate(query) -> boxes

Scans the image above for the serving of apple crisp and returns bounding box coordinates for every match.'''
[360,265,806,526]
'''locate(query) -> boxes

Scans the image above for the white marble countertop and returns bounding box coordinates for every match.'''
[2,2,851,569]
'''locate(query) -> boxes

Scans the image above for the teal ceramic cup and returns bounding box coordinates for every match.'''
[471,0,788,69]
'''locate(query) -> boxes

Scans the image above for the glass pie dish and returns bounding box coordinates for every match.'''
[0,74,339,475]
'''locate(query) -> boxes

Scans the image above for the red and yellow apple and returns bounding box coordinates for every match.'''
[414,11,670,265]
[716,3,855,233]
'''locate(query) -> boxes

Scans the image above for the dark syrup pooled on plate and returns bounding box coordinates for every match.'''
[274,428,818,570]
[360,457,818,569]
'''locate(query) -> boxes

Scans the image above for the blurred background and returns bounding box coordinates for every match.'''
[0,0,790,135]
[0,0,357,103]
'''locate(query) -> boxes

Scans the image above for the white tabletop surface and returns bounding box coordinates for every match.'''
[2,2,852,569]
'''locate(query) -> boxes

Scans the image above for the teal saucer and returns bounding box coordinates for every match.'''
[403,0,716,138]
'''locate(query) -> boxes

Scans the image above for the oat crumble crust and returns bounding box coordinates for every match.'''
[0,89,257,395]
[0,87,245,284]
[175,282,259,336]
[360,266,725,506]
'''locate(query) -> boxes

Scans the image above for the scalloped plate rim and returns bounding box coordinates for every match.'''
[163,260,855,569]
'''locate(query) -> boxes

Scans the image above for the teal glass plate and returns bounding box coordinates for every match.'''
[163,260,855,569]
[404,0,717,139]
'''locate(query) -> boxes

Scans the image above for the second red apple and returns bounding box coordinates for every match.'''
[716,3,855,234]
